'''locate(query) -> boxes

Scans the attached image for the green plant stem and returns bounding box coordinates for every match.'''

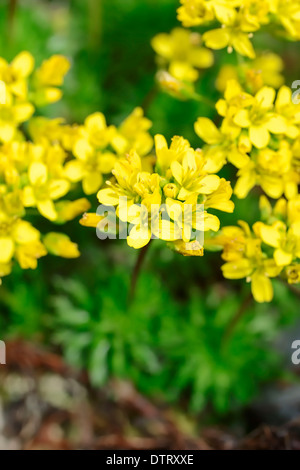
[88,0,102,51]
[128,240,153,304]
[222,292,253,350]
[142,84,158,112]
[279,278,300,298]
[193,92,215,109]
[7,0,18,43]
[236,50,246,67]
[285,282,300,298]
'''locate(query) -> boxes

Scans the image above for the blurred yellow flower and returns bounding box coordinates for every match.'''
[23,162,70,220]
[152,28,214,83]
[33,55,70,105]
[0,210,46,277]
[0,51,34,100]
[111,107,153,156]
[216,54,284,93]
[43,232,80,258]
[65,112,117,195]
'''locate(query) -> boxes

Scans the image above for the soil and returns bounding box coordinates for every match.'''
[1,340,300,450]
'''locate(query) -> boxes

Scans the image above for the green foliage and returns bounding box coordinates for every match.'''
[0,267,48,339]
[51,265,297,414]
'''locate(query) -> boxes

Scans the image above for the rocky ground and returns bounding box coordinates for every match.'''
[1,340,300,450]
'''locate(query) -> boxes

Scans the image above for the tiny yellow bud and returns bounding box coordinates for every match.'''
[163,183,178,199]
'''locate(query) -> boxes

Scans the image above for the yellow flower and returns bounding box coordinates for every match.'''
[65,149,116,195]
[15,240,47,269]
[287,197,300,232]
[234,140,299,199]
[195,117,250,170]
[172,239,204,256]
[154,134,192,176]
[178,0,300,60]
[165,195,220,240]
[274,86,300,139]
[202,9,257,59]
[269,0,300,40]
[258,220,300,266]
[259,194,287,223]
[79,212,104,228]
[216,79,254,137]
[171,150,220,200]
[0,51,34,100]
[43,232,80,258]
[155,70,196,100]
[0,99,34,143]
[177,0,214,27]
[97,150,143,213]
[33,55,70,105]
[111,107,153,156]
[219,221,282,302]
[0,210,46,272]
[29,117,79,151]
[94,134,234,251]
[65,112,117,194]
[204,178,234,213]
[177,0,240,27]
[216,53,284,93]
[75,112,116,149]
[285,265,300,284]
[249,54,284,90]
[23,162,70,220]
[230,84,286,148]
[54,198,91,224]
[152,28,214,83]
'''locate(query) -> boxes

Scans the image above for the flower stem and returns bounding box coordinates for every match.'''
[128,240,153,304]
[142,84,158,112]
[8,0,18,43]
[222,292,252,350]
[193,92,215,109]
[88,0,102,51]
[284,282,300,298]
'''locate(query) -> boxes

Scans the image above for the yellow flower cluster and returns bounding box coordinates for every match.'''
[2,0,300,305]
[82,135,234,253]
[0,51,155,283]
[196,80,300,200]
[208,196,300,302]
[196,68,300,299]
[65,107,153,195]
[0,52,88,283]
[177,0,300,58]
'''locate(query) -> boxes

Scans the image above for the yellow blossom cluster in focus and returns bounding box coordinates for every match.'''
[82,135,234,252]
[195,80,300,199]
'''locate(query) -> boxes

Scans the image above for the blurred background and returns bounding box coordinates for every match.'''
[0,0,300,450]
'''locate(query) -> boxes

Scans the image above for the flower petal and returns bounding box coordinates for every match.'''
[0,237,14,263]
